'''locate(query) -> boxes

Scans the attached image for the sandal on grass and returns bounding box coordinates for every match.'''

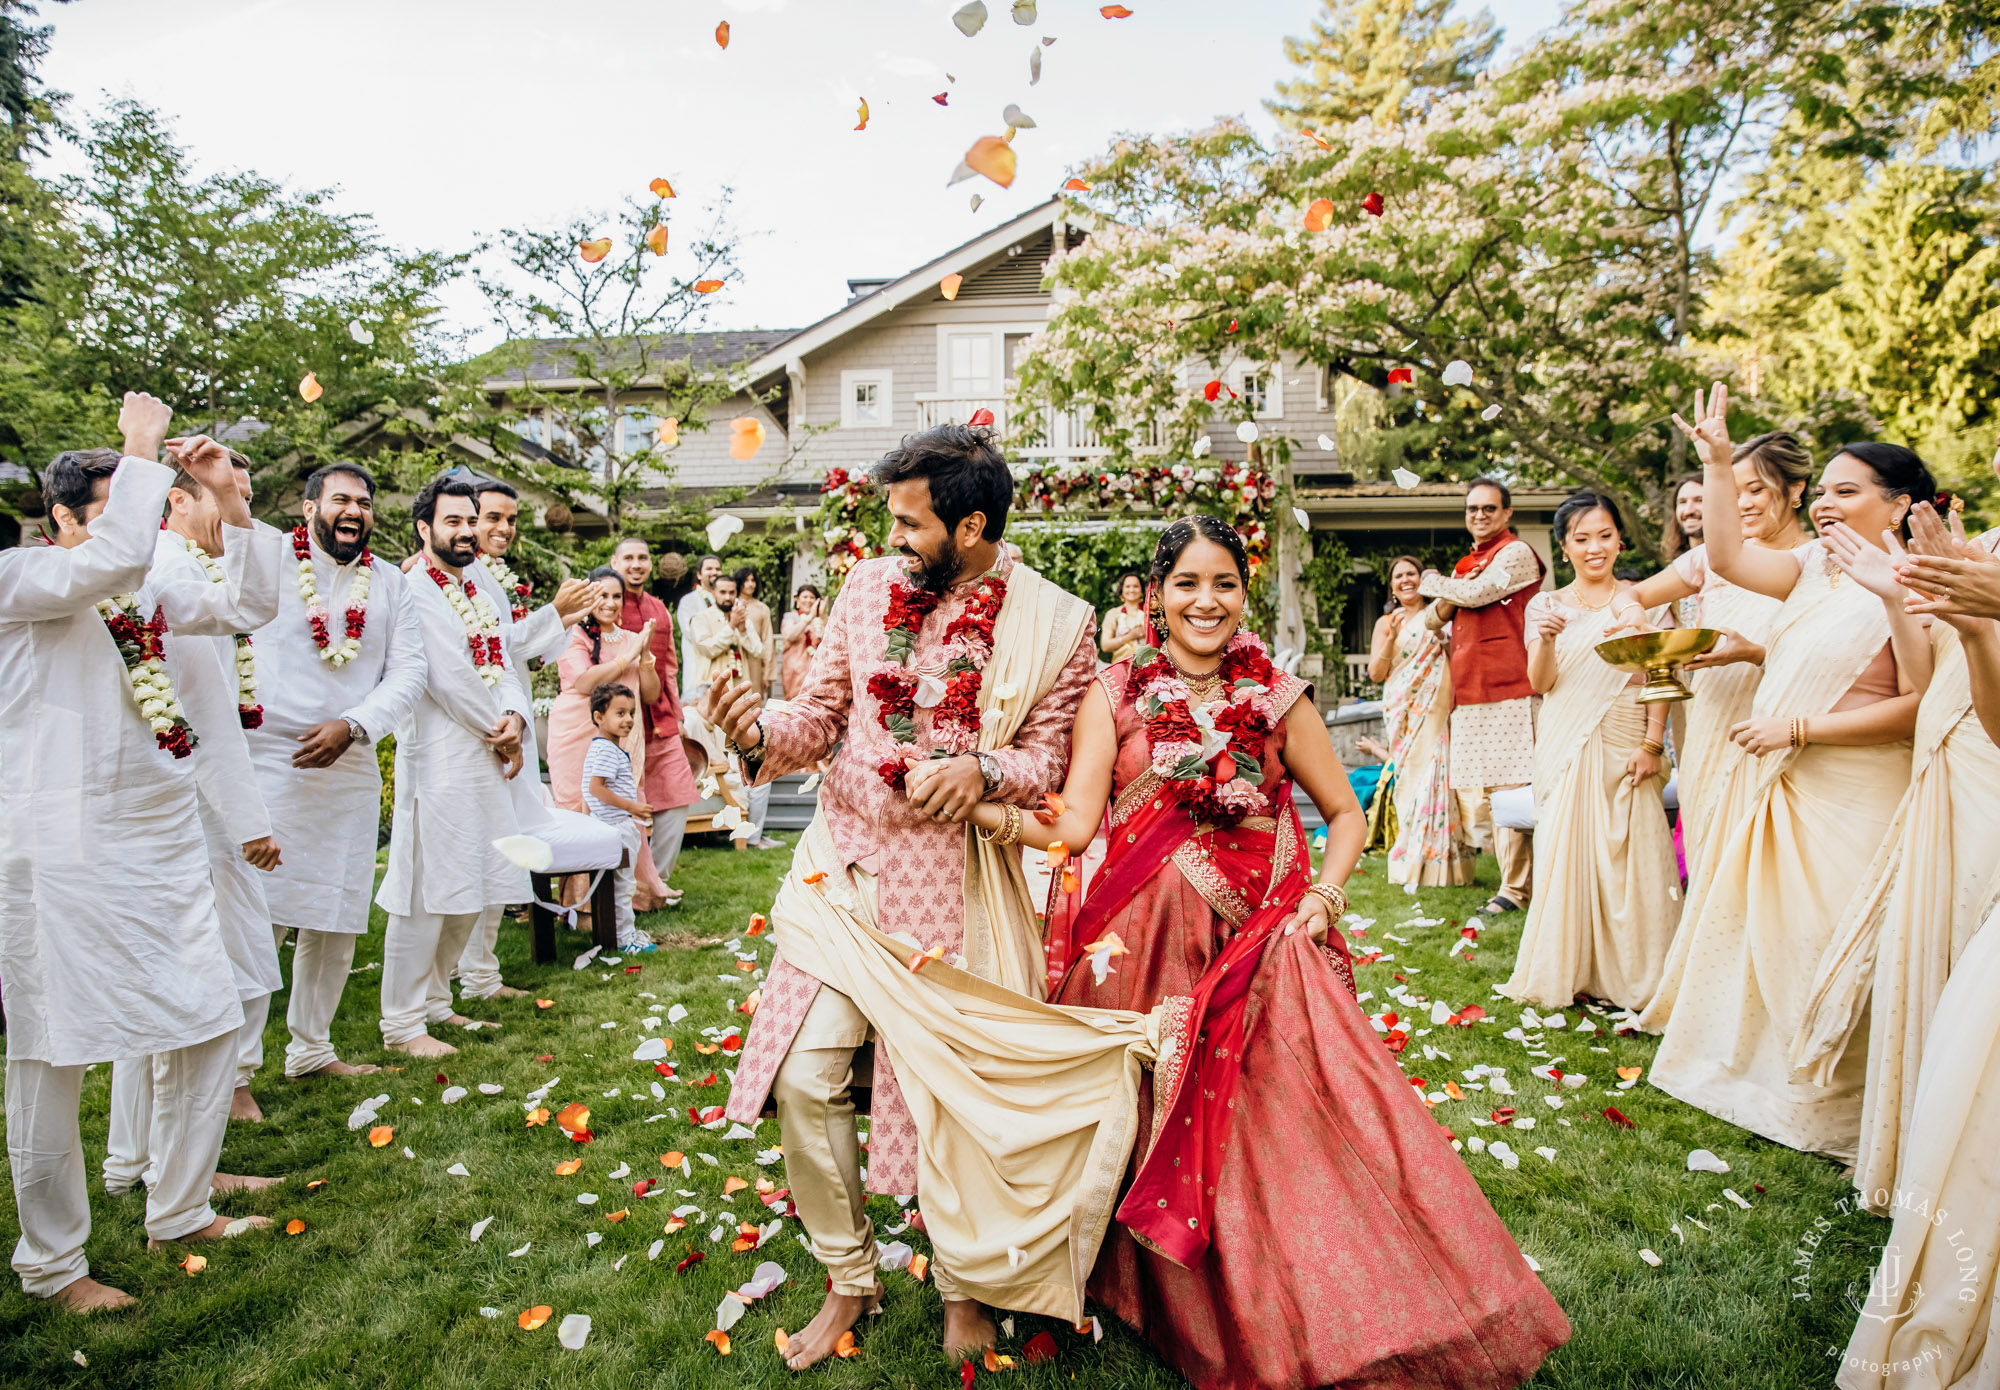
[1482,895,1523,915]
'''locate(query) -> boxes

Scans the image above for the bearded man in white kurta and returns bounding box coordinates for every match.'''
[454,476,594,1001]
[1,396,255,1312]
[103,443,288,1201]
[247,461,426,1078]
[376,475,533,1059]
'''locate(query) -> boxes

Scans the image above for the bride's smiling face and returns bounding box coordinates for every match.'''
[1160,537,1245,663]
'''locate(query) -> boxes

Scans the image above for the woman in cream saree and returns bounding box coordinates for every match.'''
[1639,387,1933,1159]
[1370,555,1473,886]
[1608,434,1813,882]
[1503,493,1679,1010]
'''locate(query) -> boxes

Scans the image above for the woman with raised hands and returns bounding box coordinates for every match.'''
[1605,432,1812,881]
[967,515,1570,1390]
[1638,383,1929,1160]
[1500,491,1679,1010]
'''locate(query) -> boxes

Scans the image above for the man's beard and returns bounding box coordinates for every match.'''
[901,533,962,596]
[313,512,372,564]
[431,535,479,570]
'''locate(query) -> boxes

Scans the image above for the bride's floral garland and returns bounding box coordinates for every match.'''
[870,570,1006,788]
[484,553,531,622]
[180,535,262,728]
[1133,630,1276,826]
[426,559,507,687]
[97,594,198,758]
[292,525,371,666]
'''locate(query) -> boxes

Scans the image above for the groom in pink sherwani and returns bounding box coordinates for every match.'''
[704,425,1094,1368]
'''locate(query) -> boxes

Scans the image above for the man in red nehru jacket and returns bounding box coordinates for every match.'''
[611,538,697,900]
[1418,477,1546,917]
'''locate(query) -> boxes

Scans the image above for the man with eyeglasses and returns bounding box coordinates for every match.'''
[1418,478,1546,916]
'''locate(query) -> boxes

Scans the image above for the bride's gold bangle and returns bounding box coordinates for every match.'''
[1641,738,1665,757]
[977,804,1023,847]
[1305,882,1347,919]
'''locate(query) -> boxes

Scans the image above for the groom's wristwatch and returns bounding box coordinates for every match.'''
[973,751,1001,799]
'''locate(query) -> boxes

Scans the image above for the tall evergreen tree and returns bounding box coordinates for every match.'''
[1266,0,1499,130]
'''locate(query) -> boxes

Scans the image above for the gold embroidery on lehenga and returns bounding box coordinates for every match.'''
[1173,837,1252,927]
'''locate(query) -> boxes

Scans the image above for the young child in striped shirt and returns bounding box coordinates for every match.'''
[582,682,654,952]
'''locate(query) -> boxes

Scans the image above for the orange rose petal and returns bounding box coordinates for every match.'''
[519,1305,553,1330]
[776,1328,792,1356]
[731,1235,757,1252]
[367,1125,394,1147]
[855,97,870,131]
[1617,1066,1644,1081]
[965,136,1017,189]
[729,416,766,460]
[694,278,725,294]
[298,372,323,403]
[909,1252,930,1282]
[1062,177,1092,191]
[696,1042,718,1055]
[1100,4,1133,14]
[834,1330,859,1359]
[657,417,679,447]
[555,1158,583,1176]
[1035,792,1066,824]
[984,1348,1017,1371]
[306,1179,328,1191]
[1061,867,1080,895]
[723,1176,749,1195]
[706,1329,732,1356]
[665,1215,688,1235]
[1445,1081,1465,1100]
[714,20,729,48]
[735,960,755,973]
[1045,841,1069,870]
[755,1177,776,1195]
[907,944,946,973]
[605,1210,629,1223]
[644,223,669,256]
[284,1218,306,1235]
[650,176,677,198]
[535,999,554,1009]
[526,1108,550,1128]
[181,1253,206,1275]
[940,273,964,301]
[556,1102,591,1134]
[578,237,612,263]
[803,871,827,885]
[1303,197,1335,233]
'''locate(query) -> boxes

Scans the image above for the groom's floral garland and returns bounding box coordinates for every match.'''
[1133,630,1276,826]
[179,536,263,728]
[425,559,507,687]
[484,553,532,622]
[97,594,198,758]
[292,525,371,666]
[870,571,1006,789]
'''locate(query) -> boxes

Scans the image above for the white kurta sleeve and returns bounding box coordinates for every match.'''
[179,637,273,845]
[151,523,283,637]
[409,586,508,739]
[510,601,570,666]
[0,458,170,621]
[344,570,428,742]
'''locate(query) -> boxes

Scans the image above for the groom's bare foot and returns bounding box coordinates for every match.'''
[147,1214,271,1248]
[229,1086,263,1122]
[784,1282,884,1370]
[487,984,531,999]
[48,1276,135,1313]
[292,1058,379,1077]
[388,1034,457,1059]
[942,1298,996,1358]
[210,1172,281,1195]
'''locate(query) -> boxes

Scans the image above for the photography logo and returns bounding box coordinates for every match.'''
[1790,1186,1979,1381]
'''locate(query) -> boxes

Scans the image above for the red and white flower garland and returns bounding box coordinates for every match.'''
[870,569,1006,788]
[97,594,198,758]
[292,525,371,666]
[484,553,531,622]
[426,559,506,687]
[180,535,262,728]
[1133,629,1276,826]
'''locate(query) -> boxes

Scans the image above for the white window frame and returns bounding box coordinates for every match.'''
[1231,362,1284,419]
[932,322,1040,399]
[840,369,894,430]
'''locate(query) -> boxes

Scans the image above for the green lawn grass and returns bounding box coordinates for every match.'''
[0,842,1889,1389]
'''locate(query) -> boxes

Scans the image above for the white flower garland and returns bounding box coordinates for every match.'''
[427,560,507,688]
[483,553,531,621]
[95,593,198,757]
[293,526,371,666]
[181,535,262,725]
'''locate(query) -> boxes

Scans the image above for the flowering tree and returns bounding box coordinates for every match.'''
[1014,0,1913,542]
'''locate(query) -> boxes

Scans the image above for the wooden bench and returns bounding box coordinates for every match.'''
[526,847,627,964]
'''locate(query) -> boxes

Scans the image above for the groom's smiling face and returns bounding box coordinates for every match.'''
[888,478,971,595]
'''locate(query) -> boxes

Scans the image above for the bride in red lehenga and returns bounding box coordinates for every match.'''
[969,516,1569,1390]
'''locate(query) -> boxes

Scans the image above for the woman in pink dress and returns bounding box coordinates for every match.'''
[779,583,823,699]
[970,516,1569,1390]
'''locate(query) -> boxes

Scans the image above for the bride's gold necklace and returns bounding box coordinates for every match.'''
[1166,646,1226,699]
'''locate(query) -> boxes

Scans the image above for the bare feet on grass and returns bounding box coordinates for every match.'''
[230,1086,263,1122]
[294,1058,380,1077]
[49,1276,135,1313]
[487,984,531,999]
[210,1172,281,1195]
[942,1299,996,1358]
[147,1214,271,1249]
[784,1282,884,1371]
[388,1034,458,1059]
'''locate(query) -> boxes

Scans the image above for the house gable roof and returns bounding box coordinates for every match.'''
[476,328,802,393]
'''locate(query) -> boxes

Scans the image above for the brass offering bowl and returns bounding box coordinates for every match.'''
[1594,628,1720,704]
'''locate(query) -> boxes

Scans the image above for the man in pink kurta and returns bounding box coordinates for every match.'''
[612,539,697,889]
[706,425,1095,1366]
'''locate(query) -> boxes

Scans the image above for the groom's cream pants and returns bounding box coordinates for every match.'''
[770,867,962,1301]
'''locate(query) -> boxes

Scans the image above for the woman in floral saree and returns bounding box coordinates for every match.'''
[967,516,1569,1390]
[1369,554,1473,886]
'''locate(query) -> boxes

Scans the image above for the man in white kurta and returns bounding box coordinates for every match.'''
[104,445,287,1196]
[246,462,427,1077]
[454,477,594,1002]
[1,396,248,1310]
[376,476,532,1058]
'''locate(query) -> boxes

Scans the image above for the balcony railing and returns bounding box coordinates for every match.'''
[913,395,1160,458]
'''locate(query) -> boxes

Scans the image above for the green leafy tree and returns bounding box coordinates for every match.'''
[475,195,756,530]
[1267,0,1498,130]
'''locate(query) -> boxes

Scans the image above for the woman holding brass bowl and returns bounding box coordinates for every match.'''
[1639,383,1932,1159]
[1368,556,1473,886]
[1606,434,1813,880]
[1499,492,1679,1010]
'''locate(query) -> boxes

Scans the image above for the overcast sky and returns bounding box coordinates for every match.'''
[40,0,1563,346]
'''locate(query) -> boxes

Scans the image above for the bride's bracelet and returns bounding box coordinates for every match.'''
[1304,882,1347,919]
[976,804,1023,847]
